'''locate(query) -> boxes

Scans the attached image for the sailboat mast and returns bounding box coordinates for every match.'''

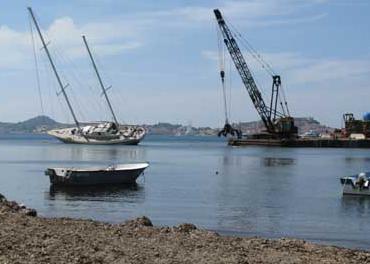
[82,35,119,127]
[27,7,81,131]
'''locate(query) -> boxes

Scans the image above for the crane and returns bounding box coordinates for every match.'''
[214,9,297,139]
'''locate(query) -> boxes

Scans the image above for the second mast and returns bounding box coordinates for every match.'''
[82,35,119,127]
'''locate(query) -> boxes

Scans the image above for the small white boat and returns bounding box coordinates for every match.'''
[340,172,370,196]
[45,162,149,186]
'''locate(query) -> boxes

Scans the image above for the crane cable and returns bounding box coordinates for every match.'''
[228,57,232,122]
[225,17,292,117]
[215,23,242,138]
[216,23,229,124]
[280,83,291,116]
[235,29,291,116]
[226,19,275,76]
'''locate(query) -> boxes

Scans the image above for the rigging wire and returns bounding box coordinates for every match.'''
[28,15,44,115]
[51,47,88,121]
[93,53,125,124]
[63,48,106,119]
[31,11,75,124]
[40,49,54,118]
[39,24,97,122]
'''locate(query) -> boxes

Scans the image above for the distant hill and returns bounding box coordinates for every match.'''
[234,117,334,135]
[0,115,65,134]
[143,123,215,136]
[0,115,334,135]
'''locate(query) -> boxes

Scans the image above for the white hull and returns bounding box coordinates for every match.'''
[47,125,146,145]
[341,172,370,196]
[343,184,370,196]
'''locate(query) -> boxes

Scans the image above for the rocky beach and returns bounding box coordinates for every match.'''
[0,194,369,264]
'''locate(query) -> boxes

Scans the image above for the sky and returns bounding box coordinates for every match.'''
[0,0,369,128]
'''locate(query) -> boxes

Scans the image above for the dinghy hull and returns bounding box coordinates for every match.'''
[45,163,149,186]
[341,172,370,196]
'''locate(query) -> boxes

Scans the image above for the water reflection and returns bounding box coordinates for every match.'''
[213,149,299,236]
[47,183,145,203]
[41,144,147,164]
[344,157,370,163]
[262,157,295,167]
[4,135,370,249]
[341,196,370,215]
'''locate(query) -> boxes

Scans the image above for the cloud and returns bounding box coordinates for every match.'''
[288,59,370,85]
[0,15,143,70]
[0,0,362,127]
[44,16,145,59]
[0,0,328,70]
[203,49,370,86]
[124,0,327,29]
[201,48,370,126]
[0,25,30,69]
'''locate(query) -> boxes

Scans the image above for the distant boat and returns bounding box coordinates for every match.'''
[45,163,149,186]
[28,7,146,145]
[300,130,320,138]
[340,172,370,196]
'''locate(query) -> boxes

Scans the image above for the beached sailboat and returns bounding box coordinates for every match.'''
[28,7,146,145]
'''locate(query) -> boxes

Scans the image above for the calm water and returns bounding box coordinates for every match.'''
[1,134,370,250]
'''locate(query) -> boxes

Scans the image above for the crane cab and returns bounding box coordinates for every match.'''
[274,117,298,139]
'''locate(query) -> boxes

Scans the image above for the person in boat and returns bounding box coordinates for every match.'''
[356,173,368,189]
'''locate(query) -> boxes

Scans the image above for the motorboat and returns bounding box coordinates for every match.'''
[340,172,370,196]
[45,162,149,186]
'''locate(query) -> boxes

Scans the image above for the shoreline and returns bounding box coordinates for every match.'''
[0,195,369,263]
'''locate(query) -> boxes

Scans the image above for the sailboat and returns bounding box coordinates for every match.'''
[28,7,146,145]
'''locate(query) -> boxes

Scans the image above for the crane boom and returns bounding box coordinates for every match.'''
[214,9,297,139]
[214,9,275,133]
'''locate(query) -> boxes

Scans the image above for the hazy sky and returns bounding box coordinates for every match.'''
[0,0,369,128]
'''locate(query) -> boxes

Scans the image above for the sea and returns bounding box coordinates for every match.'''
[1,134,370,250]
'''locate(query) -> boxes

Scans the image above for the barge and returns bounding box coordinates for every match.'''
[229,138,370,148]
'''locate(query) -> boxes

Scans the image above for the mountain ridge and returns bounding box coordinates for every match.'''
[0,115,335,136]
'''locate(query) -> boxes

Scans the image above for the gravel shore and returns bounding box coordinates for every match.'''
[0,194,369,264]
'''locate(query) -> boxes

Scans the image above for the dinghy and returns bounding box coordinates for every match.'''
[45,163,149,186]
